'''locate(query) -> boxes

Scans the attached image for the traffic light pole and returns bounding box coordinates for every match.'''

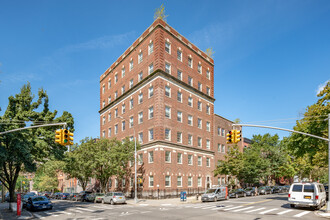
[0,122,67,135]
[234,119,330,211]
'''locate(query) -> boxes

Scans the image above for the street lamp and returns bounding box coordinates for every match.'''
[118,116,138,203]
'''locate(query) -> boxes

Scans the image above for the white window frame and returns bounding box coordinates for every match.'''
[198,137,202,148]
[148,63,153,75]
[198,156,202,166]
[149,176,154,187]
[188,134,193,146]
[138,112,143,124]
[198,177,202,187]
[188,57,193,68]
[138,93,143,104]
[188,176,193,187]
[188,97,193,107]
[188,154,193,165]
[108,127,111,137]
[138,132,143,144]
[206,158,210,167]
[165,176,171,187]
[177,91,182,102]
[206,122,210,132]
[165,62,171,74]
[148,151,154,163]
[148,86,153,98]
[129,60,133,71]
[122,67,125,78]
[129,116,134,128]
[149,129,154,141]
[177,70,182,80]
[129,79,134,89]
[165,128,171,141]
[138,72,143,82]
[165,86,171,97]
[177,153,182,164]
[206,139,210,149]
[165,106,171,119]
[148,106,154,119]
[177,132,182,143]
[177,111,182,123]
[165,41,171,54]
[188,115,193,126]
[138,52,143,64]
[165,151,171,163]
[177,176,182,187]
[148,42,153,55]
[177,50,182,61]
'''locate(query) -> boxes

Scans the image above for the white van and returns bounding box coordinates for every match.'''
[201,186,229,202]
[288,182,326,210]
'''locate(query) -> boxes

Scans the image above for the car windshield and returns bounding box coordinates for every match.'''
[205,189,217,194]
[114,193,124,196]
[32,197,47,202]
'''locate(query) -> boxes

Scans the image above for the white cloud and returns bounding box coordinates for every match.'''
[316,80,330,95]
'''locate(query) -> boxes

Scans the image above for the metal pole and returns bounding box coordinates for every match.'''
[327,113,330,212]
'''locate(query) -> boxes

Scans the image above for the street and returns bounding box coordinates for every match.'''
[28,193,322,220]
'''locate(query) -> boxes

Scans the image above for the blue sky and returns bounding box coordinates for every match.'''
[0,0,329,143]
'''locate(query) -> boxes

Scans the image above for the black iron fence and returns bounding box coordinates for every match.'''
[124,188,205,199]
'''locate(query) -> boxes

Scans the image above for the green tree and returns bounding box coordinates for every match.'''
[154,4,168,21]
[15,175,30,192]
[0,83,74,202]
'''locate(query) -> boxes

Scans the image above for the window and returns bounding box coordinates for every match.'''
[149,63,153,74]
[138,154,143,165]
[138,93,143,104]
[129,79,134,89]
[177,176,182,187]
[108,79,111,89]
[121,85,125,94]
[177,153,182,164]
[198,63,202,74]
[148,106,154,119]
[188,155,193,165]
[177,91,182,102]
[102,101,105,108]
[165,86,171,97]
[115,108,118,118]
[206,105,210,115]
[149,176,154,187]
[138,112,143,124]
[138,132,143,143]
[114,91,118,99]
[206,157,210,167]
[188,177,192,187]
[148,42,153,54]
[138,52,143,64]
[165,128,171,141]
[115,74,118,83]
[197,101,202,111]
[198,156,202,166]
[218,144,221,152]
[188,97,193,107]
[148,151,154,163]
[165,151,171,162]
[165,41,171,54]
[188,76,193,86]
[129,98,133,109]
[206,122,210,131]
[165,106,171,118]
[165,176,171,187]
[108,128,111,137]
[206,70,210,79]
[177,132,182,143]
[177,50,182,61]
[129,59,133,71]
[148,86,154,98]
[217,127,221,136]
[122,67,125,78]
[177,111,182,122]
[198,137,202,147]
[198,177,202,187]
[108,113,111,122]
[102,85,105,94]
[188,57,193,68]
[115,124,118,134]
[222,145,225,153]
[165,63,171,74]
[206,139,210,149]
[149,129,154,141]
[138,72,143,82]
[206,87,210,96]
[188,134,193,146]
[129,116,134,128]
[122,121,126,131]
[177,70,182,80]
[108,96,111,104]
[197,118,202,129]
[188,115,193,126]
[198,82,202,91]
[221,129,225,137]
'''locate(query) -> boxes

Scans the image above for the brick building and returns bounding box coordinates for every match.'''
[99,19,244,196]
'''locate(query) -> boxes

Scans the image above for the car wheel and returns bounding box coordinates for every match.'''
[235,194,238,199]
[110,200,114,205]
[290,204,295,208]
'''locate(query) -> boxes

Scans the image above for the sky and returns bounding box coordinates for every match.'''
[0,0,329,143]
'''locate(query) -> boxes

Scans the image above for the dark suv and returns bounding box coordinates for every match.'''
[77,191,92,202]
[258,186,272,195]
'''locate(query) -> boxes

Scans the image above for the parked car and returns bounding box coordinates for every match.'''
[86,193,96,202]
[102,192,126,205]
[201,186,229,202]
[52,192,61,199]
[22,194,34,208]
[26,196,53,211]
[43,192,51,198]
[55,193,63,200]
[244,187,257,196]
[69,193,79,201]
[229,189,246,198]
[94,193,105,203]
[272,186,283,194]
[283,185,290,192]
[61,193,70,200]
[77,191,92,202]
[288,182,326,210]
[258,186,272,195]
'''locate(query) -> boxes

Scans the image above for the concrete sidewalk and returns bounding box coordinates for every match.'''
[126,196,202,206]
[0,202,33,220]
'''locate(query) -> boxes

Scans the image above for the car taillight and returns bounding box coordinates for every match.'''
[288,194,290,198]
[113,196,116,198]
[316,195,319,200]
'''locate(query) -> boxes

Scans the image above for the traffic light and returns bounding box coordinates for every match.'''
[55,129,63,145]
[63,129,69,145]
[235,130,241,143]
[67,130,74,145]
[226,130,233,144]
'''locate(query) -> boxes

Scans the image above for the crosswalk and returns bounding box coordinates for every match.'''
[182,203,312,218]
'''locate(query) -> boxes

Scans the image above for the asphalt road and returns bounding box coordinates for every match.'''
[28,193,323,220]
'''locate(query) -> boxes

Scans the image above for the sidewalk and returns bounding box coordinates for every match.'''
[0,202,33,220]
[126,195,202,206]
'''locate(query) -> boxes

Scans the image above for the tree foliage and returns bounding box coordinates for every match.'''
[0,83,74,202]
[154,4,168,21]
